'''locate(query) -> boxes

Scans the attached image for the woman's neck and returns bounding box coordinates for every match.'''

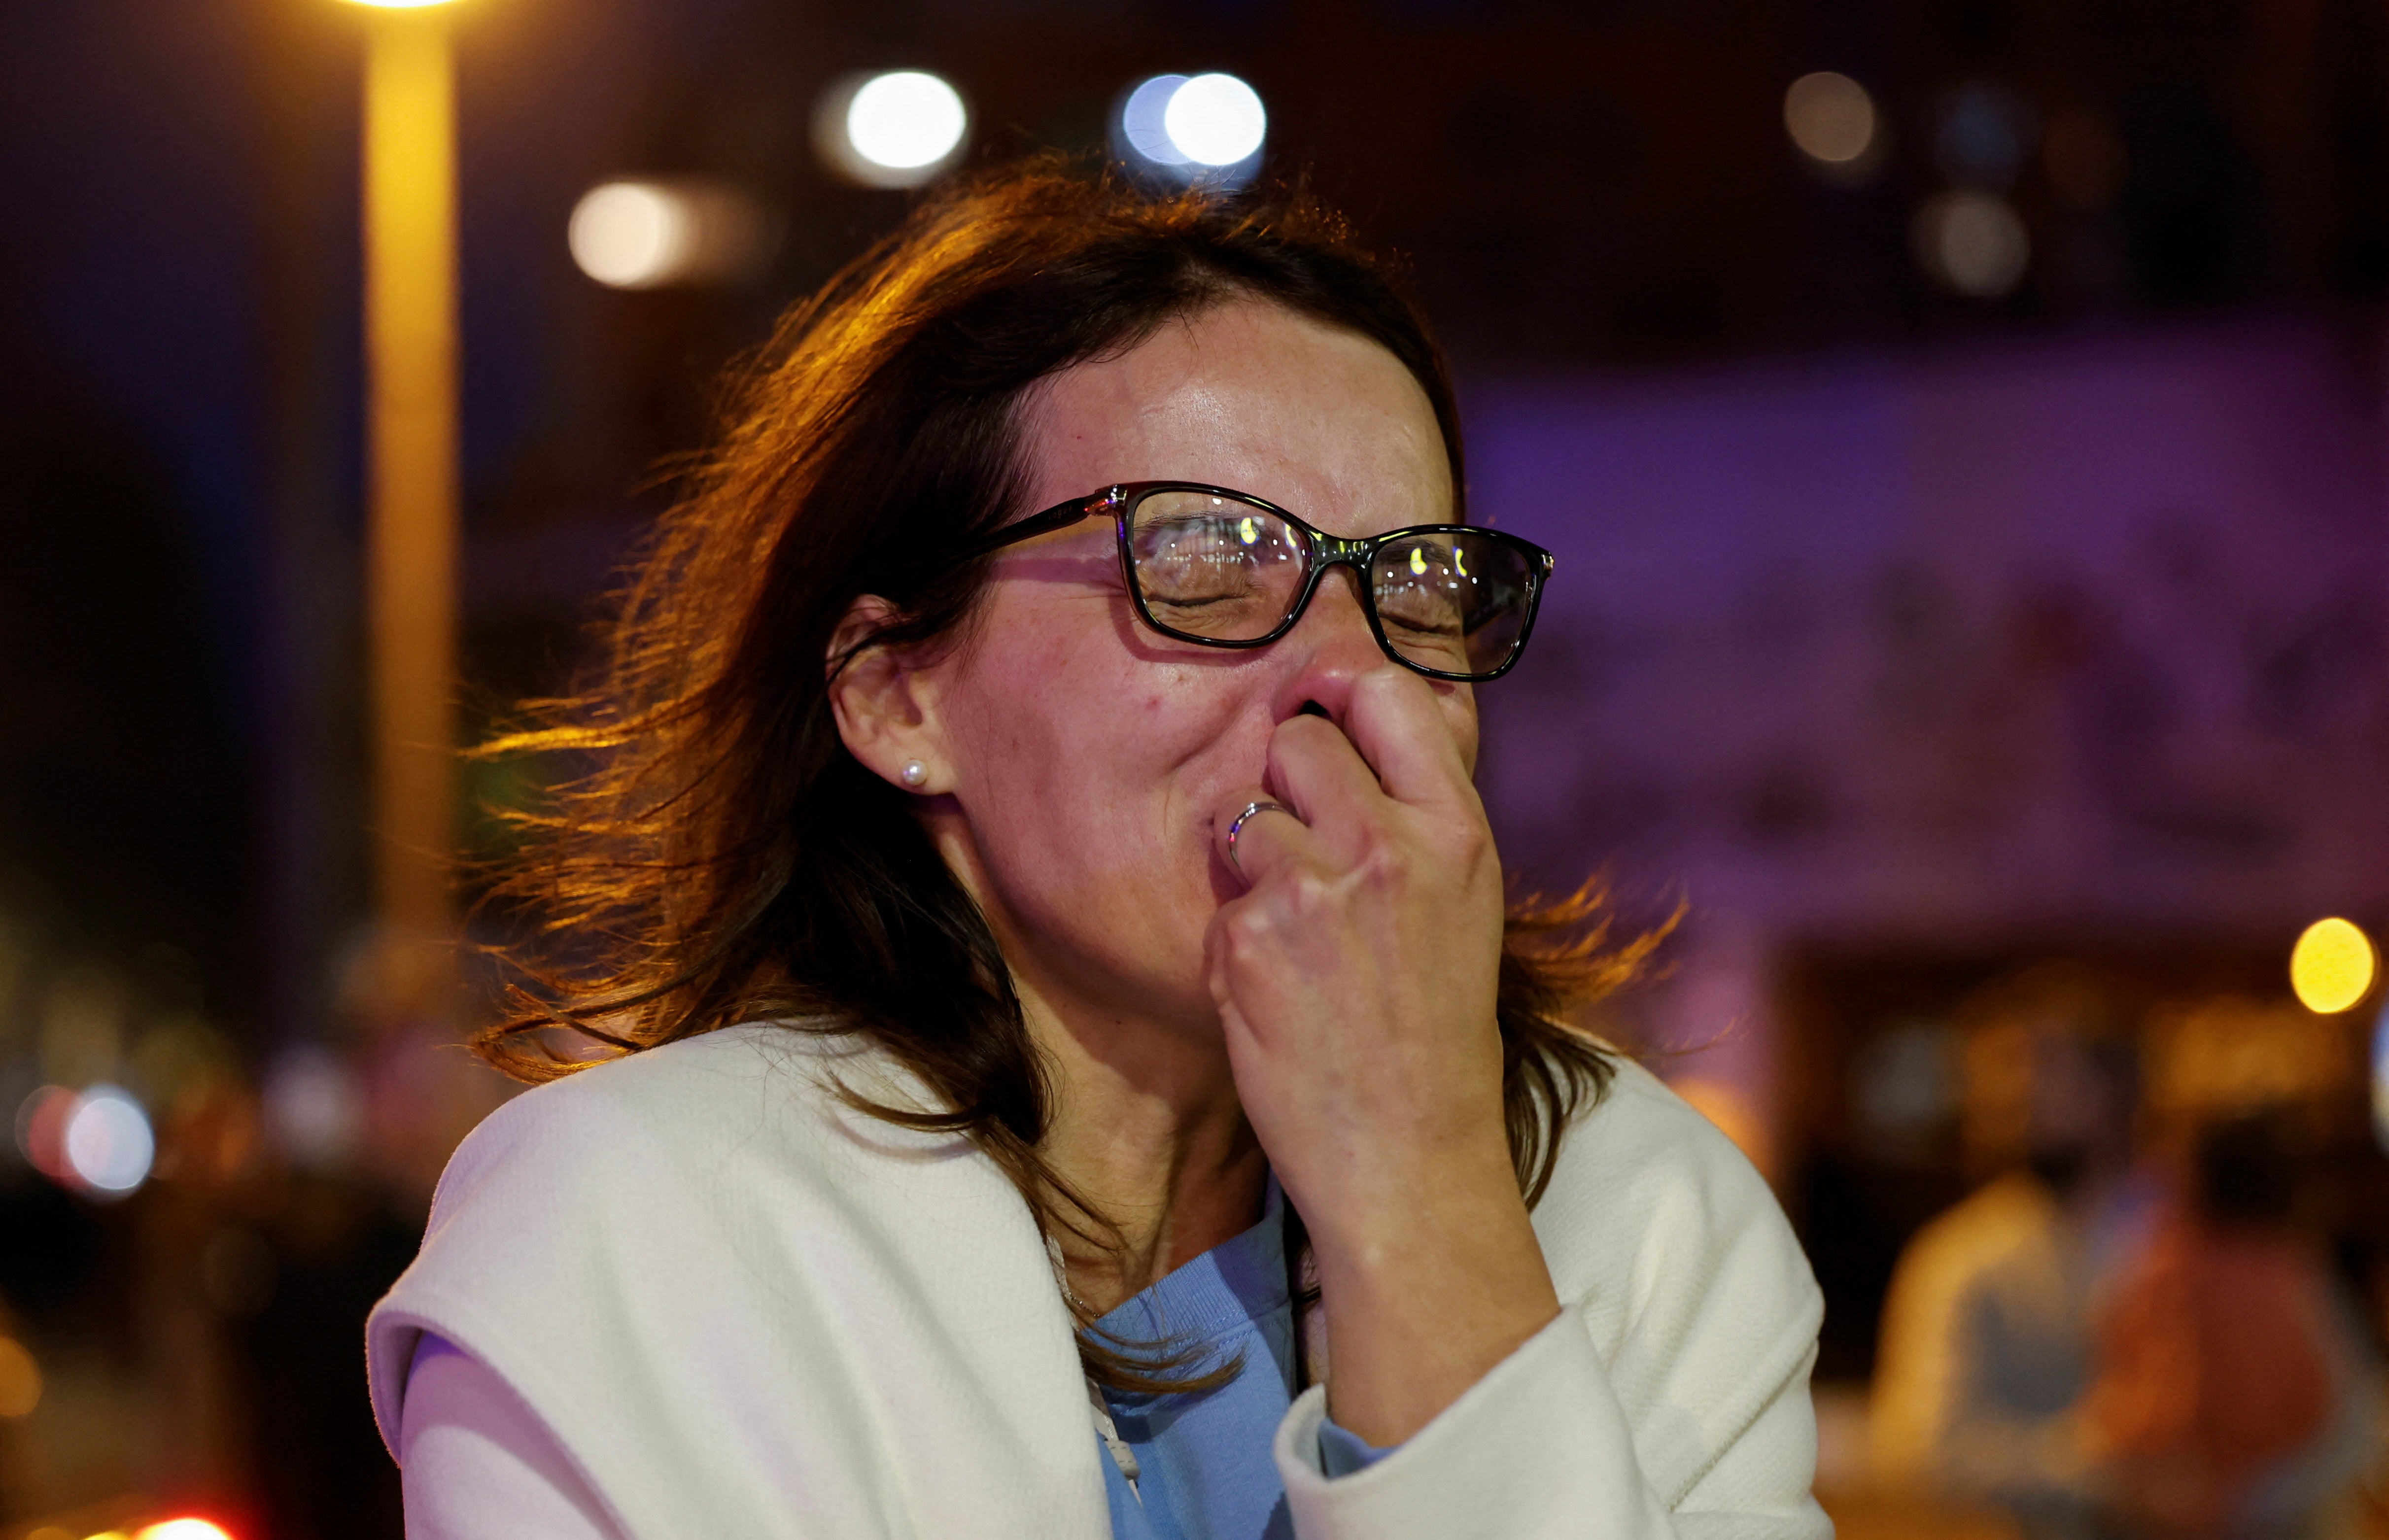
[1016,981,1270,1314]
[926,815,1268,1309]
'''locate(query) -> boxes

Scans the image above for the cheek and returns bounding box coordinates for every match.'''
[944,602,1256,861]
[950,653,1267,985]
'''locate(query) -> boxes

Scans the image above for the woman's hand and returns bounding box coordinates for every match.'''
[1207,665,1560,1447]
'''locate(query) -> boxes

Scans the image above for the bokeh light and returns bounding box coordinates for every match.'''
[1119,75,1193,168]
[815,71,969,189]
[2292,917,2378,1014]
[1115,73,1266,189]
[343,0,463,7]
[569,183,686,290]
[64,1084,154,1197]
[1783,72,1877,166]
[15,1084,76,1180]
[135,1521,235,1540]
[0,1335,40,1418]
[1164,74,1267,167]
[2371,1004,2389,1152]
[263,1042,362,1167]
[1913,190,2030,298]
[848,72,969,171]
[569,181,769,291]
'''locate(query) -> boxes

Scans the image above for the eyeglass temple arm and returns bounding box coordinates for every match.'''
[964,491,1118,559]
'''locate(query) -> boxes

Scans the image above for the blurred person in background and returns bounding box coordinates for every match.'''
[1871,966,2155,1540]
[363,164,1829,1540]
[2084,1111,2381,1540]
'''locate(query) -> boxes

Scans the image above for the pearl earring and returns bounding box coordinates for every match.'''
[900,760,929,788]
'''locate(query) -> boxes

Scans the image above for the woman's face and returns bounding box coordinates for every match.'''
[911,298,1474,1036]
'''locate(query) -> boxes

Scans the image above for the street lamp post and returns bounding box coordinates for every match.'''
[350,0,463,1006]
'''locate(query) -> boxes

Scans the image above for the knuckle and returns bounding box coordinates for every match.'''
[1285,869,1337,916]
[1353,839,1413,891]
[1222,906,1277,955]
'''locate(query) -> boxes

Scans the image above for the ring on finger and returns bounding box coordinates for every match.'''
[1225,800,1299,880]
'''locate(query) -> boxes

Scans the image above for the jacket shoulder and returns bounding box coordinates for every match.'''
[431,1022,960,1207]
[367,1023,1104,1540]
[367,1024,992,1451]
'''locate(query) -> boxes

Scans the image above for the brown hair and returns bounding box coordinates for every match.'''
[476,159,1658,1387]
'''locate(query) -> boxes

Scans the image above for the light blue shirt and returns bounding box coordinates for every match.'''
[1091,1192,1390,1540]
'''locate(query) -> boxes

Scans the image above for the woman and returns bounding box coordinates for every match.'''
[367,163,1827,1540]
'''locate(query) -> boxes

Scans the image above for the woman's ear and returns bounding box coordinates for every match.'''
[827,595,953,794]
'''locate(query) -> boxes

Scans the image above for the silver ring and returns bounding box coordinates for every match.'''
[1225,800,1297,880]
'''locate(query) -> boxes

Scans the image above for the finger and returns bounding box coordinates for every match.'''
[1262,714,1388,861]
[1211,791,1316,889]
[1337,665,1476,812]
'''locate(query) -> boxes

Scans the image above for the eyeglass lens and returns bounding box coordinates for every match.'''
[1125,489,1535,678]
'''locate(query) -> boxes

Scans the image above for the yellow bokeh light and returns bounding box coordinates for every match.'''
[2291,917,2378,1014]
[0,1336,40,1418]
[135,1523,234,1540]
[345,0,464,8]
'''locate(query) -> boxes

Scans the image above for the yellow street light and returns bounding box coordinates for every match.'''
[351,0,463,1004]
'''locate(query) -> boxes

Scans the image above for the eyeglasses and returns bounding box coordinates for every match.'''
[969,482,1554,682]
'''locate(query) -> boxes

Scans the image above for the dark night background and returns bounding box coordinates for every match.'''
[2,0,2387,1534]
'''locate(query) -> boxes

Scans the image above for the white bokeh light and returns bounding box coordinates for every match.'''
[848,72,969,171]
[1914,190,2030,298]
[63,1085,153,1198]
[1163,73,1266,168]
[570,183,690,290]
[817,71,969,189]
[1120,75,1192,167]
[569,180,772,290]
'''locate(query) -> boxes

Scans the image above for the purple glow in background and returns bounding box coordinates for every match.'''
[1476,316,2389,939]
[1466,316,2389,1170]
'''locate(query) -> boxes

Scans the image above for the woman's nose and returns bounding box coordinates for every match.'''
[1268,566,1386,727]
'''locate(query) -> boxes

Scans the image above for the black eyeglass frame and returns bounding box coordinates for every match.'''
[969,481,1556,683]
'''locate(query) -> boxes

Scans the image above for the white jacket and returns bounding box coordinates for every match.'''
[367,1023,1829,1540]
